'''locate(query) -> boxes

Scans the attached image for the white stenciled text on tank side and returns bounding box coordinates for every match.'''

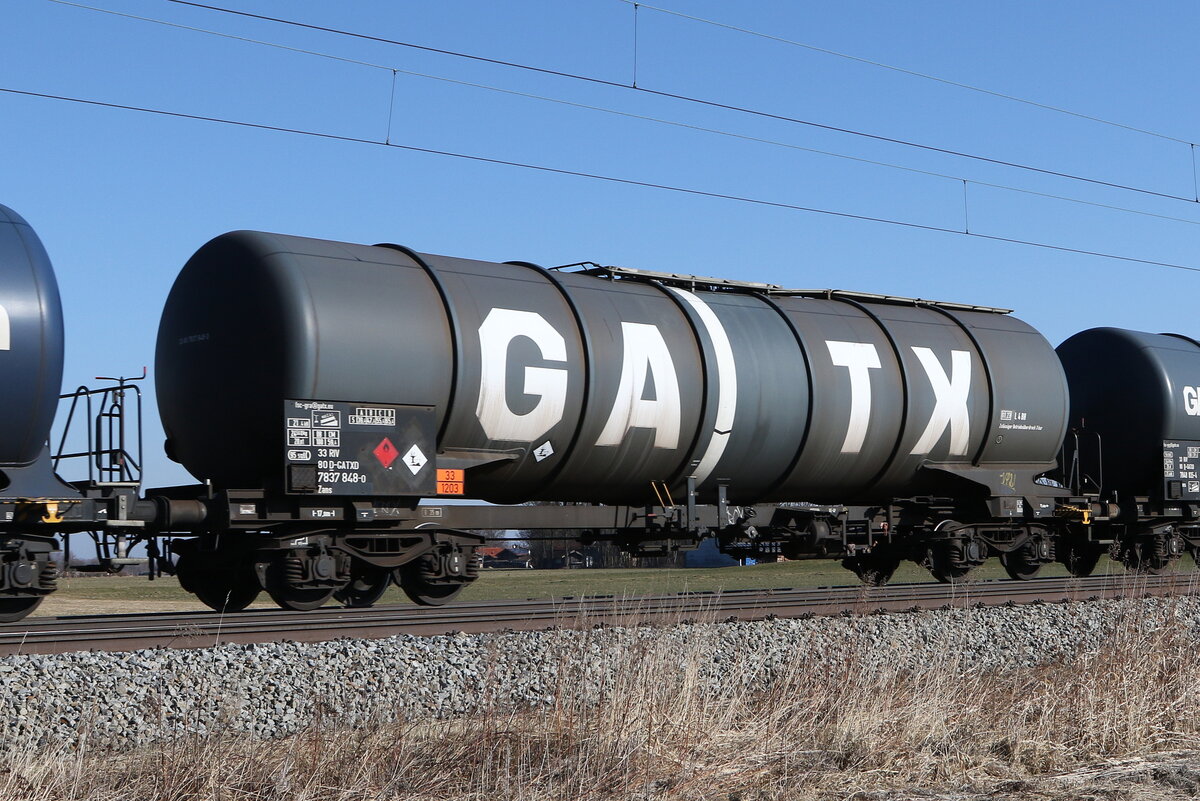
[595,322,682,449]
[825,341,881,453]
[909,347,972,456]
[825,341,973,457]
[475,308,569,442]
[1183,386,1200,416]
[0,303,10,350]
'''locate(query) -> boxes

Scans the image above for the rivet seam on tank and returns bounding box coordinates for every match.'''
[664,288,737,485]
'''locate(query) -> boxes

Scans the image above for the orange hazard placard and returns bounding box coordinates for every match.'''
[436,468,465,495]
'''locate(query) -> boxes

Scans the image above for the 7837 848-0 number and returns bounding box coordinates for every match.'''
[319,471,367,484]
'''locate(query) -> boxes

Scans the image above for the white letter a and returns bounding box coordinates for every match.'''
[596,322,681,448]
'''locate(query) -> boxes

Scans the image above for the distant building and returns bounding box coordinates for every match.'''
[562,549,593,569]
[478,546,532,568]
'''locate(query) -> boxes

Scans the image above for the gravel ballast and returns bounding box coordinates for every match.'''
[2,596,1198,752]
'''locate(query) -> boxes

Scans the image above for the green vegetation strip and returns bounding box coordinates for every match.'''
[44,557,1159,613]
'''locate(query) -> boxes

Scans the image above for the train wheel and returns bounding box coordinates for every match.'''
[0,596,42,623]
[930,563,973,584]
[925,526,982,584]
[1126,558,1171,575]
[394,563,467,606]
[264,555,343,611]
[267,586,336,611]
[333,563,391,608]
[1000,551,1042,581]
[177,553,261,612]
[1120,534,1182,575]
[842,552,900,586]
[1123,550,1176,575]
[1061,542,1101,577]
[927,545,975,584]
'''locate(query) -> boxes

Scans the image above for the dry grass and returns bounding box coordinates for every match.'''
[4,600,1200,800]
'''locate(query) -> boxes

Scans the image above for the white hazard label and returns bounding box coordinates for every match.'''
[534,441,554,462]
[403,444,428,475]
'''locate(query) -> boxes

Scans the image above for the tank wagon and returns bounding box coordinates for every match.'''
[0,204,1192,622]
[154,230,1074,590]
[1057,328,1200,573]
[0,205,154,621]
[0,205,68,621]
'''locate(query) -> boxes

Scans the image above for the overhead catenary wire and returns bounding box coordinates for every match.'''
[44,0,388,70]
[44,0,1200,231]
[156,0,1200,206]
[5,84,1200,277]
[619,0,1194,147]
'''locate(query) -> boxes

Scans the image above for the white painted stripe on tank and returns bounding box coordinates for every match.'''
[667,288,736,486]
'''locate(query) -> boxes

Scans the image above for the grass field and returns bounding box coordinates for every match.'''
[34,554,1163,616]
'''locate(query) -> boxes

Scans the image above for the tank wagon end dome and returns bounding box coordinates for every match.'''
[156,230,458,487]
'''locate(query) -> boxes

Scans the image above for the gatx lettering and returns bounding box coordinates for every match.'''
[825,341,881,454]
[475,309,685,451]
[909,347,972,456]
[1184,386,1200,416]
[825,340,972,457]
[473,309,976,463]
[595,322,682,448]
[475,308,569,442]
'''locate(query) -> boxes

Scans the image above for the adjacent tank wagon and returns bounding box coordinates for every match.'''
[0,204,65,474]
[1057,328,1200,571]
[0,204,123,621]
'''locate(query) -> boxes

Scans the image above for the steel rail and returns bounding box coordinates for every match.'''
[0,573,1196,656]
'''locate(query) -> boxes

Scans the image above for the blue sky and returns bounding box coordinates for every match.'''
[3,0,1199,487]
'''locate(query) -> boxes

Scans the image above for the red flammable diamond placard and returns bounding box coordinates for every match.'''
[373,437,399,468]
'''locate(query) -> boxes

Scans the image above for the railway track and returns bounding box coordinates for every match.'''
[1,572,1196,656]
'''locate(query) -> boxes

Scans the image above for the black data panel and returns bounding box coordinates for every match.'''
[283,400,435,496]
[1163,440,1200,500]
